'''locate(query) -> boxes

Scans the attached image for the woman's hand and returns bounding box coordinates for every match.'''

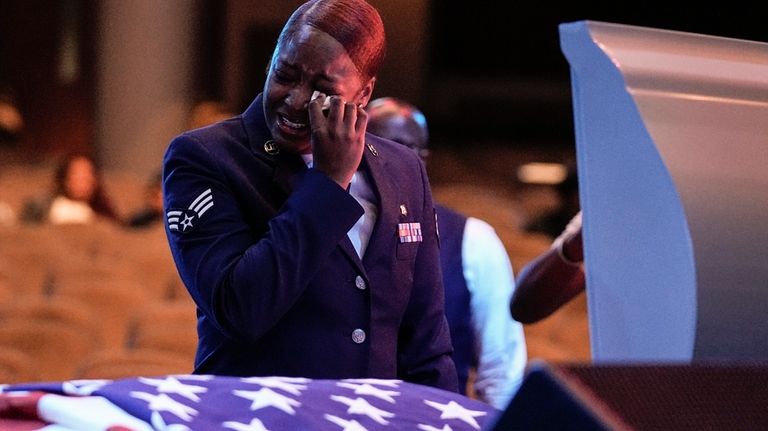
[308,92,368,189]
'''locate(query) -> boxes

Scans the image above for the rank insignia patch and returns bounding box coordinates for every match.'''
[167,188,214,233]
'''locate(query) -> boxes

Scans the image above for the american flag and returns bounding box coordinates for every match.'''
[0,375,500,430]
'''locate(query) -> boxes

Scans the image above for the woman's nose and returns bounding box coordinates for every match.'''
[286,86,312,111]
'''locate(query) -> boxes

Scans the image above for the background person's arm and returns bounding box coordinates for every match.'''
[510,213,585,324]
[463,216,527,409]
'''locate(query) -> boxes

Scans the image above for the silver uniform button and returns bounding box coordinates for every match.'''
[355,275,366,290]
[351,329,366,344]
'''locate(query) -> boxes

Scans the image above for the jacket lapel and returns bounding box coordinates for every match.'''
[336,140,397,275]
[339,235,365,274]
[361,141,398,269]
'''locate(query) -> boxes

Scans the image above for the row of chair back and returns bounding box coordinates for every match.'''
[0,222,197,383]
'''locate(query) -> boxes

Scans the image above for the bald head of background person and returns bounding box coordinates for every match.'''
[366,96,528,409]
[365,97,429,159]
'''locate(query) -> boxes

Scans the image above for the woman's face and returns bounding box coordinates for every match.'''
[263,25,373,154]
[65,156,97,201]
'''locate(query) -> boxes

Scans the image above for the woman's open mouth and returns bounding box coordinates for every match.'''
[277,114,309,137]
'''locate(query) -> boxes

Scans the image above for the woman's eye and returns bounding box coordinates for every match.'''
[273,70,294,83]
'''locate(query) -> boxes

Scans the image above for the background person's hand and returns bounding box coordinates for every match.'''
[562,227,583,263]
[308,93,368,189]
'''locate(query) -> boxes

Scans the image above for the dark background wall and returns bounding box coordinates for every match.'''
[1,1,764,165]
[0,0,97,160]
[424,3,766,148]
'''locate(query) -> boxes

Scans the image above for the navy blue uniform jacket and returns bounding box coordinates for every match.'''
[162,94,458,391]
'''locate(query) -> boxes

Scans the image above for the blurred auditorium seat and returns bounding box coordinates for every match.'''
[111,225,186,301]
[41,222,117,262]
[0,296,102,347]
[0,276,11,304]
[127,299,197,339]
[126,299,197,360]
[75,348,193,380]
[51,282,152,349]
[0,226,59,296]
[129,298,196,329]
[0,321,100,381]
[0,346,39,384]
[129,328,197,361]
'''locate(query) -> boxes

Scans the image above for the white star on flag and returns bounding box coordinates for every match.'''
[223,417,272,431]
[331,395,395,425]
[241,376,310,396]
[341,378,402,388]
[172,374,214,381]
[418,424,453,431]
[62,379,111,395]
[139,376,208,402]
[424,400,487,430]
[233,387,301,414]
[336,382,400,403]
[131,391,199,421]
[151,411,192,430]
[324,414,370,431]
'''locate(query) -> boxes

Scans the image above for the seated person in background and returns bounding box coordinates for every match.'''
[510,211,585,324]
[127,170,163,228]
[21,152,120,225]
[366,97,527,409]
[0,87,23,225]
[0,86,24,146]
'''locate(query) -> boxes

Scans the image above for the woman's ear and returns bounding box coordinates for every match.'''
[357,77,376,108]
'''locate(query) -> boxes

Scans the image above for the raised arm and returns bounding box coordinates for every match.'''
[510,213,585,324]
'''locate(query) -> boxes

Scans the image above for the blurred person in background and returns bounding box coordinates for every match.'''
[0,86,24,146]
[21,152,120,225]
[126,169,163,229]
[0,87,24,225]
[366,96,527,409]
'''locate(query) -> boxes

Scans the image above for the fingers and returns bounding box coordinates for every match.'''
[354,105,368,135]
[312,95,352,133]
[309,93,365,142]
[326,96,344,125]
[342,101,359,134]
[308,92,328,131]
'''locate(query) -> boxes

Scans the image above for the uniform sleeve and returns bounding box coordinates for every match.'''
[551,211,583,255]
[463,217,527,409]
[396,158,459,392]
[162,134,363,341]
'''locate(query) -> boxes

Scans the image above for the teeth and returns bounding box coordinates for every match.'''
[281,116,306,129]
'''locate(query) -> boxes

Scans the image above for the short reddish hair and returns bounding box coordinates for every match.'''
[276,0,386,80]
